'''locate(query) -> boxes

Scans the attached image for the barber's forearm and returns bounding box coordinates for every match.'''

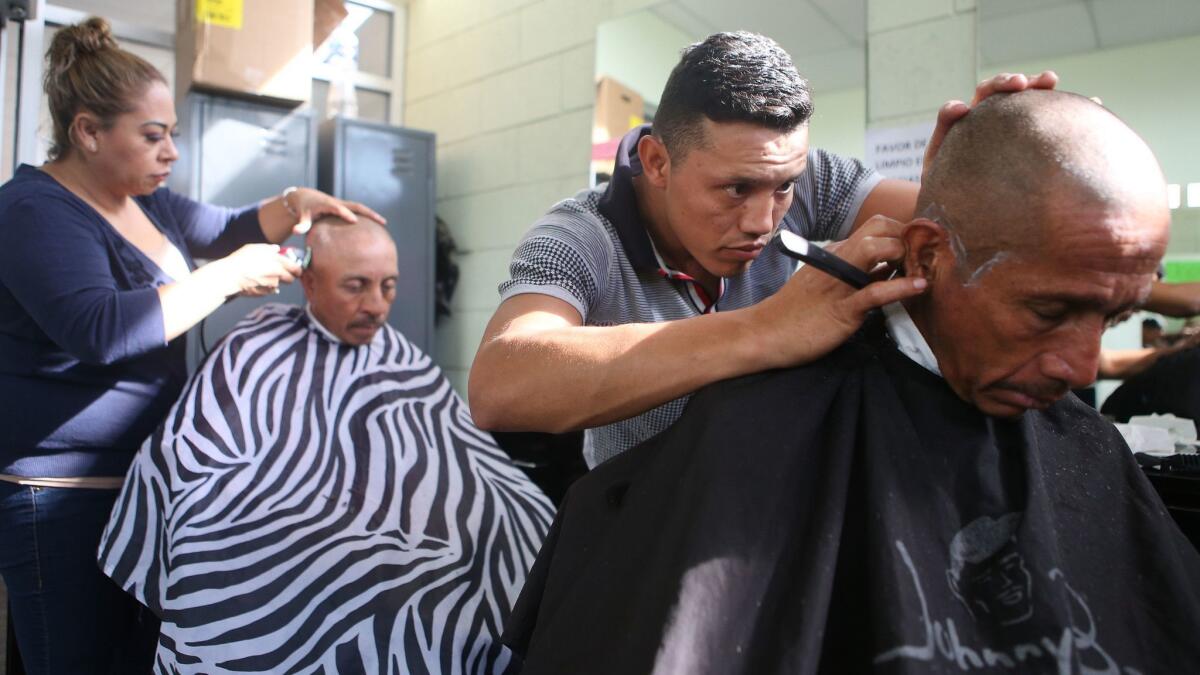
[468,310,776,433]
[1097,347,1160,379]
[848,179,919,234]
[1143,281,1200,318]
[469,217,926,433]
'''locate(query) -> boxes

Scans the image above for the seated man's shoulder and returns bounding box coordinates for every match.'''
[690,322,887,410]
[235,302,303,333]
[201,303,306,364]
[1042,389,1126,443]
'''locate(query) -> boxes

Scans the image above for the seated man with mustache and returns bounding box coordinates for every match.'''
[99,216,555,674]
[501,90,1200,674]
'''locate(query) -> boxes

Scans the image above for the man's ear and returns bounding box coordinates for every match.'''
[901,218,957,284]
[637,133,670,189]
[300,266,315,297]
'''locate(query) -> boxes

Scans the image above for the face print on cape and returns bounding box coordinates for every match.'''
[945,513,1033,627]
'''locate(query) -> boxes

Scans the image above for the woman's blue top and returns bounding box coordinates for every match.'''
[0,164,265,477]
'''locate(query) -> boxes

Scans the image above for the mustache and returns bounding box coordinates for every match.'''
[349,317,385,329]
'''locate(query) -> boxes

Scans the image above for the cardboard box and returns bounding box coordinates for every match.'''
[593,76,645,144]
[314,0,348,52]
[176,0,314,106]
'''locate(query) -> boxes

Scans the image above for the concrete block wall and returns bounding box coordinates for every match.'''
[406,0,665,394]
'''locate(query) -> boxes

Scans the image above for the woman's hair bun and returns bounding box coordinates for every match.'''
[42,16,166,160]
[46,17,117,75]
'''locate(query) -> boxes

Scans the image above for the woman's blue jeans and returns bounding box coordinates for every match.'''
[0,482,158,674]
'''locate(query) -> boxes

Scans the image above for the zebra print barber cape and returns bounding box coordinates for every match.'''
[99,303,555,674]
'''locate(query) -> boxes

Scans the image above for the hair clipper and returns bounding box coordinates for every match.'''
[280,246,311,270]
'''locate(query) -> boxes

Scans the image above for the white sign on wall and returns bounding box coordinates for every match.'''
[864,122,936,183]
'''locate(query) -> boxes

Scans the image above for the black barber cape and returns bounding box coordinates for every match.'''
[1101,345,1200,423]
[502,318,1200,674]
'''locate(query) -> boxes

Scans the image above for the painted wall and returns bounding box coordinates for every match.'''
[808,86,867,160]
[594,10,691,106]
[594,9,868,158]
[406,0,669,395]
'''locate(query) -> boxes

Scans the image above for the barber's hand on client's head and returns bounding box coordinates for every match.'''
[285,188,386,235]
[753,215,927,369]
[921,70,1059,184]
[211,244,303,297]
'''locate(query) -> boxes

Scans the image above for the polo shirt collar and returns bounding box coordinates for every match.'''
[597,125,727,313]
[597,124,659,273]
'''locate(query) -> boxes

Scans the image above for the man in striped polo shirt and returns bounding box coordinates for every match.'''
[470,31,1055,467]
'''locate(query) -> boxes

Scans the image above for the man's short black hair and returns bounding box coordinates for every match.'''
[653,31,814,160]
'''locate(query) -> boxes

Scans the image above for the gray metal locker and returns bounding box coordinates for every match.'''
[318,117,437,356]
[168,92,317,371]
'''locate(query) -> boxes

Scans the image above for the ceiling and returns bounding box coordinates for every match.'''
[646,0,865,92]
[49,0,1200,94]
[51,0,174,33]
[644,0,1200,92]
[979,0,1200,66]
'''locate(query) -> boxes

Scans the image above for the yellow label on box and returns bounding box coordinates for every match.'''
[196,0,243,29]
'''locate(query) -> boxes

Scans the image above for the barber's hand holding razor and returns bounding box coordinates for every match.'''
[751,215,925,369]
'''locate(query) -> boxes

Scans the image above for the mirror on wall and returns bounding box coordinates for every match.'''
[979,0,1200,403]
[592,0,867,184]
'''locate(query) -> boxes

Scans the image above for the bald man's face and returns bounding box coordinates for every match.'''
[910,194,1168,417]
[301,226,398,346]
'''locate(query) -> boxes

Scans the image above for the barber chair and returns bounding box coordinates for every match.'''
[491,431,587,506]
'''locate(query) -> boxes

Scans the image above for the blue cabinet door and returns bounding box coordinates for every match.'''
[170,93,317,371]
[321,118,436,356]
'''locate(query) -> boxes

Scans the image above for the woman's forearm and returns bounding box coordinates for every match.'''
[156,261,237,341]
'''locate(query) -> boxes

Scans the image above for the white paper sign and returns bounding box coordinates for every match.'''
[864,122,936,183]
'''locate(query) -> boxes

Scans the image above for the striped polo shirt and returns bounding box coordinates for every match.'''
[499,125,882,467]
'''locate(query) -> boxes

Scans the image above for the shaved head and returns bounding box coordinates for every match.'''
[305,215,394,270]
[903,89,1170,418]
[301,215,398,345]
[917,90,1166,276]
